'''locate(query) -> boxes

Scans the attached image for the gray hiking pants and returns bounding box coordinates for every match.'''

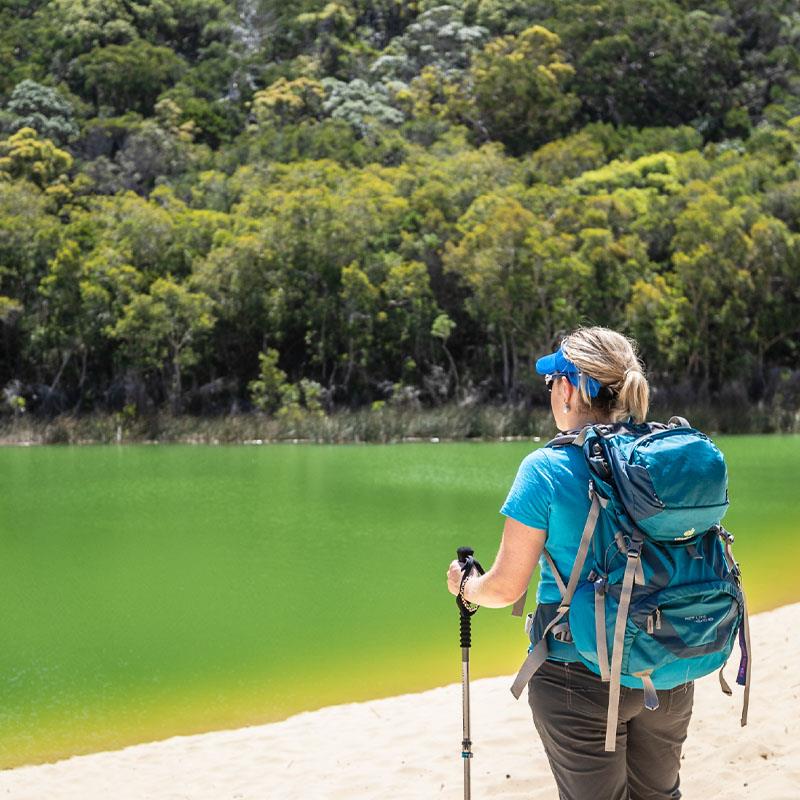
[528,659,694,800]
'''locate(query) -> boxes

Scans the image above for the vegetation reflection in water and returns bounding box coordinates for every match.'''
[0,436,796,767]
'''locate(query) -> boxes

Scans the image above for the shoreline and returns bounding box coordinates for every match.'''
[2,429,798,448]
[0,602,797,799]
[1,403,797,447]
[0,434,543,447]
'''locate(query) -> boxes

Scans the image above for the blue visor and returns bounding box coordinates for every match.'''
[535,346,603,397]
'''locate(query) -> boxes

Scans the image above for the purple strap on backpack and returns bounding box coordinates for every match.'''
[736,626,748,686]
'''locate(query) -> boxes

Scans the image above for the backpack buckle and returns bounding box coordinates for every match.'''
[627,540,643,560]
[713,525,734,543]
[553,627,573,643]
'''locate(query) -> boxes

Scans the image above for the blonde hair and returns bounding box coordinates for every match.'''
[560,326,649,423]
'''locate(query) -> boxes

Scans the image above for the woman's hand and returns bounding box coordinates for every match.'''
[445,519,547,608]
[447,560,474,596]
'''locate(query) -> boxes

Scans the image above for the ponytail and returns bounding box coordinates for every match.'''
[561,327,650,423]
[615,367,649,423]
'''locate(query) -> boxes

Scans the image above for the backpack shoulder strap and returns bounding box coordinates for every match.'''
[548,420,665,450]
[510,485,607,699]
[546,424,592,449]
[510,425,593,617]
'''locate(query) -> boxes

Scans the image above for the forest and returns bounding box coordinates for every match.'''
[1,1,799,431]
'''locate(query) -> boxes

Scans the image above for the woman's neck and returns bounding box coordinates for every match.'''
[564,412,613,431]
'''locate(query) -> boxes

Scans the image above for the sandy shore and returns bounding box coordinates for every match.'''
[1,603,797,799]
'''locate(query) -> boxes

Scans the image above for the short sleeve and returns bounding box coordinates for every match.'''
[499,448,554,530]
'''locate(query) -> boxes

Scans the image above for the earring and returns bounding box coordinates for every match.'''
[563,403,570,413]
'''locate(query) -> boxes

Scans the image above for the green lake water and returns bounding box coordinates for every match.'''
[0,436,797,767]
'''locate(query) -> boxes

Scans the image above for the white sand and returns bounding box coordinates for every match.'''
[1,603,798,800]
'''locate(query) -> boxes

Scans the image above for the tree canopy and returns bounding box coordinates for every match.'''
[1,1,799,419]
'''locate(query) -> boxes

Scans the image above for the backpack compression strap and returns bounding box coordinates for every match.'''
[717,530,752,727]
[604,532,645,751]
[510,484,606,699]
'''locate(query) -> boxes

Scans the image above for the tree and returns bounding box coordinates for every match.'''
[50,0,230,58]
[444,192,537,396]
[51,0,139,53]
[228,160,410,391]
[380,256,437,378]
[31,237,142,408]
[431,311,458,395]
[572,152,682,195]
[112,277,215,411]
[252,77,326,126]
[115,119,190,193]
[73,41,184,115]
[0,178,62,309]
[248,348,288,413]
[475,0,540,35]
[528,130,607,184]
[670,190,754,387]
[369,5,489,82]
[5,80,78,144]
[469,26,579,154]
[191,230,279,382]
[625,274,691,382]
[339,261,378,392]
[558,1,742,134]
[0,127,72,188]
[293,2,357,76]
[321,78,405,135]
[746,215,800,381]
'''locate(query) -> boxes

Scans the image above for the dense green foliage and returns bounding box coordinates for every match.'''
[1,1,799,420]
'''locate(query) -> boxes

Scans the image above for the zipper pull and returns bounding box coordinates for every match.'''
[647,614,654,635]
[655,608,662,630]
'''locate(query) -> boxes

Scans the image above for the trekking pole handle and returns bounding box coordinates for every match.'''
[455,547,484,621]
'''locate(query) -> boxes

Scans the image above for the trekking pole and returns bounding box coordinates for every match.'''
[456,546,485,800]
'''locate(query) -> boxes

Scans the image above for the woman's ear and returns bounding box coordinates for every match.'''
[558,377,575,413]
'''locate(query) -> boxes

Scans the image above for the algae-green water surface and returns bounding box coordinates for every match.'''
[0,436,797,767]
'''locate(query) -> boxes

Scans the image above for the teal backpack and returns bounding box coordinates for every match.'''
[509,417,751,752]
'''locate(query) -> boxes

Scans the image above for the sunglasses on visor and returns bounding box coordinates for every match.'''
[545,372,569,392]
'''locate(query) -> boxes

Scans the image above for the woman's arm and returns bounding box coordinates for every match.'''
[447,517,546,608]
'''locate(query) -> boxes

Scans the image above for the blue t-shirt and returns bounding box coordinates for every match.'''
[500,445,594,604]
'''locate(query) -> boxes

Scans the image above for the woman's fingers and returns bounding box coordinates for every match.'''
[447,560,478,595]
[447,560,464,595]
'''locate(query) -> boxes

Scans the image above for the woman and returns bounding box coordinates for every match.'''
[446,326,693,800]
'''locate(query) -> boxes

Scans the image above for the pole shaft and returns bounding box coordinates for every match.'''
[461,648,472,800]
